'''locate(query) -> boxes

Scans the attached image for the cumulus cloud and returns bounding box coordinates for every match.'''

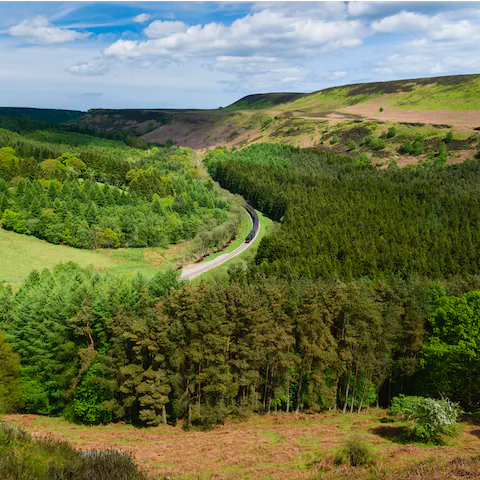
[133,13,151,24]
[144,20,188,39]
[372,11,433,33]
[371,8,480,79]
[213,55,310,89]
[105,10,366,61]
[97,10,366,89]
[8,15,91,44]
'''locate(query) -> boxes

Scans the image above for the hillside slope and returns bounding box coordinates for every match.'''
[0,107,85,124]
[76,74,480,161]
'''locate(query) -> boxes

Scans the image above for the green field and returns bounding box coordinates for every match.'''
[0,229,122,288]
[0,207,272,288]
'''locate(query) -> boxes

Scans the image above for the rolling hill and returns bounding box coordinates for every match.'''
[1,74,479,165]
[73,74,480,157]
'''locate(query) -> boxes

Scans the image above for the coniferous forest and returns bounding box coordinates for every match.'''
[1,132,480,427]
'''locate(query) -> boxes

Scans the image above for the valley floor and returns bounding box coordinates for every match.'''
[2,411,480,479]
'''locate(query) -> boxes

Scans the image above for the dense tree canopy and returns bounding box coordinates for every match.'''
[206,144,480,279]
[2,263,479,425]
[0,127,230,249]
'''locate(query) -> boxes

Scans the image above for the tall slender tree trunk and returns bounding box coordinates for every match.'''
[263,365,269,411]
[162,404,167,424]
[333,375,341,411]
[357,380,368,413]
[198,365,201,409]
[350,363,359,413]
[295,373,303,414]
[343,364,353,413]
[286,380,290,413]
[387,372,393,406]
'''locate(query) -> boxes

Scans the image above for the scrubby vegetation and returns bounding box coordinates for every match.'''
[333,436,376,466]
[390,395,461,443]
[0,422,148,480]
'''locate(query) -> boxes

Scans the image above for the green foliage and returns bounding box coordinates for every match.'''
[2,261,441,424]
[412,135,425,156]
[390,395,461,443]
[400,139,413,154]
[0,332,24,413]
[387,126,397,138]
[330,135,339,145]
[333,436,376,466]
[208,143,480,279]
[362,135,385,150]
[72,363,104,424]
[437,142,448,164]
[0,422,148,479]
[346,139,357,151]
[418,291,480,409]
[379,107,384,112]
[445,129,454,143]
[0,127,230,249]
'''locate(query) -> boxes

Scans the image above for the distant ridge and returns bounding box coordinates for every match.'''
[0,107,85,125]
[226,92,306,110]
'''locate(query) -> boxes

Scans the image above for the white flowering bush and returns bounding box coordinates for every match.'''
[390,395,461,443]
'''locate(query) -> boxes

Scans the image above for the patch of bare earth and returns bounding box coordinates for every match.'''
[3,412,480,479]
[339,99,480,128]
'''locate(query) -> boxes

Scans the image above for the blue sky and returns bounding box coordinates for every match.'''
[1,1,479,110]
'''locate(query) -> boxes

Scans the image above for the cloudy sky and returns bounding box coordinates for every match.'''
[1,1,479,110]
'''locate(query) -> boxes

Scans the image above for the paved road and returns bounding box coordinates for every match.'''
[180,210,260,281]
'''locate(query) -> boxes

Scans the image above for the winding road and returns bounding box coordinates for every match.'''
[180,207,261,281]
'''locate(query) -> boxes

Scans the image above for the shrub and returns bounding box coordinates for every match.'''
[346,139,357,151]
[412,135,425,156]
[387,126,397,138]
[379,107,384,112]
[333,436,376,467]
[390,395,461,443]
[445,130,454,143]
[330,135,339,145]
[400,140,413,154]
[362,135,385,151]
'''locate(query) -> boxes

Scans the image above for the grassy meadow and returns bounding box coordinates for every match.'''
[2,410,479,479]
[0,205,269,288]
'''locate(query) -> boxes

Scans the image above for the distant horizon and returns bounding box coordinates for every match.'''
[1,70,479,113]
[1,0,479,111]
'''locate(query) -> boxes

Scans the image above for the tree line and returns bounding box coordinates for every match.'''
[1,263,479,425]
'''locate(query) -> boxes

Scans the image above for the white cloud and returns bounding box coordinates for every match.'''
[372,11,433,33]
[133,13,151,24]
[105,10,366,61]
[8,15,91,44]
[144,20,188,39]
[66,60,109,76]
[97,9,366,89]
